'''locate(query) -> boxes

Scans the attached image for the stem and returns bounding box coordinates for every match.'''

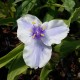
[51,4,64,8]
[37,3,64,10]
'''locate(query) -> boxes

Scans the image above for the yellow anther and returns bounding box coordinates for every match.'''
[42,26,46,30]
[32,22,36,24]
[38,24,41,26]
[41,34,44,36]
[29,29,32,32]
[32,34,36,38]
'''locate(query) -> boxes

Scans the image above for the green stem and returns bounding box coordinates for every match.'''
[37,3,64,10]
[51,3,64,8]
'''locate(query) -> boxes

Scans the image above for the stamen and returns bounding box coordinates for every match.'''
[32,22,36,24]
[32,34,36,38]
[42,26,46,30]
[29,29,32,32]
[31,26,45,39]
[41,33,44,36]
[38,24,41,26]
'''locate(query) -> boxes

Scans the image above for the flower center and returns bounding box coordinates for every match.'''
[32,26,45,39]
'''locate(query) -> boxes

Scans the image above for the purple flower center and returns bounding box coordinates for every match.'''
[32,26,45,40]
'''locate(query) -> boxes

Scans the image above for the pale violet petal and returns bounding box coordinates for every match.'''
[17,18,33,44]
[22,14,42,26]
[17,18,33,29]
[47,20,67,29]
[39,45,52,68]
[41,20,69,46]
[23,40,52,69]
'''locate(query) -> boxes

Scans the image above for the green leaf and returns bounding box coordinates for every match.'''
[43,7,56,21]
[54,40,80,58]
[16,0,36,18]
[0,13,6,18]
[58,7,64,12]
[11,6,16,12]
[69,7,80,23]
[0,1,4,8]
[14,0,22,4]
[47,0,57,3]
[0,18,15,25]
[63,0,75,12]
[22,0,37,14]
[0,43,24,68]
[40,63,52,80]
[7,51,28,80]
[64,20,70,26]
[40,41,78,80]
[44,12,54,21]
[74,0,80,8]
[8,0,15,6]
[51,40,80,69]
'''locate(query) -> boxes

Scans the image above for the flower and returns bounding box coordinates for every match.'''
[17,14,69,69]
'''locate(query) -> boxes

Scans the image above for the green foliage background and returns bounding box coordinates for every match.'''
[0,0,80,80]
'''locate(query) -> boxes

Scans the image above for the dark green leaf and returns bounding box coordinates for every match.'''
[47,0,57,3]
[54,40,80,58]
[69,7,80,23]
[0,43,24,68]
[43,7,57,21]
[14,0,22,4]
[7,51,28,80]
[0,13,6,18]
[16,0,36,18]
[44,12,54,21]
[22,0,37,14]
[40,63,52,80]
[0,18,15,25]
[0,1,4,8]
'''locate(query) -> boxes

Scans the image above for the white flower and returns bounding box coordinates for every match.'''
[17,14,69,69]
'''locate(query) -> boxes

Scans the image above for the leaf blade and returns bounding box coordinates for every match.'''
[7,51,28,80]
[0,43,24,68]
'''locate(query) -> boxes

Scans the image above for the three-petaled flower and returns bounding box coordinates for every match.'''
[17,14,69,69]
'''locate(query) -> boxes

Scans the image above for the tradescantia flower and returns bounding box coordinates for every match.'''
[17,14,69,69]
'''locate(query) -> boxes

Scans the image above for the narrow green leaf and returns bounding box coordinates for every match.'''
[69,7,80,23]
[0,43,24,68]
[0,18,15,25]
[16,0,36,18]
[64,20,70,26]
[22,0,37,14]
[7,52,28,80]
[40,64,52,80]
